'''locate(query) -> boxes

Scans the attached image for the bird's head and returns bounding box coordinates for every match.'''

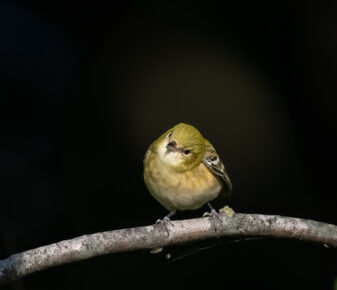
[153,123,206,172]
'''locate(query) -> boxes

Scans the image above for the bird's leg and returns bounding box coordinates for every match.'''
[163,210,176,225]
[156,210,176,235]
[203,203,222,231]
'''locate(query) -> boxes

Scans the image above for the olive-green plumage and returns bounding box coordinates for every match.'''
[143,123,231,212]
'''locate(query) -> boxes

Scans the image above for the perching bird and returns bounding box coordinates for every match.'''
[143,123,232,226]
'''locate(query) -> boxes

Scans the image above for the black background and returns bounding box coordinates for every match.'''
[1,1,337,289]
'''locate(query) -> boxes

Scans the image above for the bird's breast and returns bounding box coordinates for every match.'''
[144,155,222,211]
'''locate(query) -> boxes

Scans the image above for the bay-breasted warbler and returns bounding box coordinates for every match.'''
[144,123,232,225]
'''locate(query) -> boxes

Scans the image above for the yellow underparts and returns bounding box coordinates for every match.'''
[144,156,222,211]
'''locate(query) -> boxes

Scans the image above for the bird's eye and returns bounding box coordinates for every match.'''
[168,132,173,138]
[184,150,191,155]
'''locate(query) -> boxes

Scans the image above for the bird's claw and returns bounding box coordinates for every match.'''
[163,216,175,227]
[203,212,210,217]
[156,216,174,235]
[156,216,174,227]
[204,203,223,232]
[210,208,223,222]
[204,208,222,221]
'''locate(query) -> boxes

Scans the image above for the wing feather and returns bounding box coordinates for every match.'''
[203,140,232,194]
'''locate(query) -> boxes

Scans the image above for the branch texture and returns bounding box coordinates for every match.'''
[0,213,336,284]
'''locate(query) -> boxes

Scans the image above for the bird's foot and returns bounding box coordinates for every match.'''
[156,216,174,236]
[203,203,223,231]
[156,210,176,235]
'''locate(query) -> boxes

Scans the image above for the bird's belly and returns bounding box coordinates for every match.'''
[145,163,222,211]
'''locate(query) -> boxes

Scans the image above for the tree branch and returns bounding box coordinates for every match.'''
[0,213,336,284]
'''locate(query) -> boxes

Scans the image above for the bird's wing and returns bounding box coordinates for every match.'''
[203,140,232,193]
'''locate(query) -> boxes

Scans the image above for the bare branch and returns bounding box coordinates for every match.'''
[0,213,336,284]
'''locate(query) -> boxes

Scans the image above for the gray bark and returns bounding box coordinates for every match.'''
[0,213,336,285]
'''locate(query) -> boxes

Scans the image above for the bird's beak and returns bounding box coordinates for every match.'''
[166,141,178,153]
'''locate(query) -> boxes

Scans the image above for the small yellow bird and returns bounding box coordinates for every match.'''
[143,123,232,225]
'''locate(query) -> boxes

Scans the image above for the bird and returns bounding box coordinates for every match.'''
[143,123,232,228]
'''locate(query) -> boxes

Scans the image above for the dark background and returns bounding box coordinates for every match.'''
[1,0,337,289]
